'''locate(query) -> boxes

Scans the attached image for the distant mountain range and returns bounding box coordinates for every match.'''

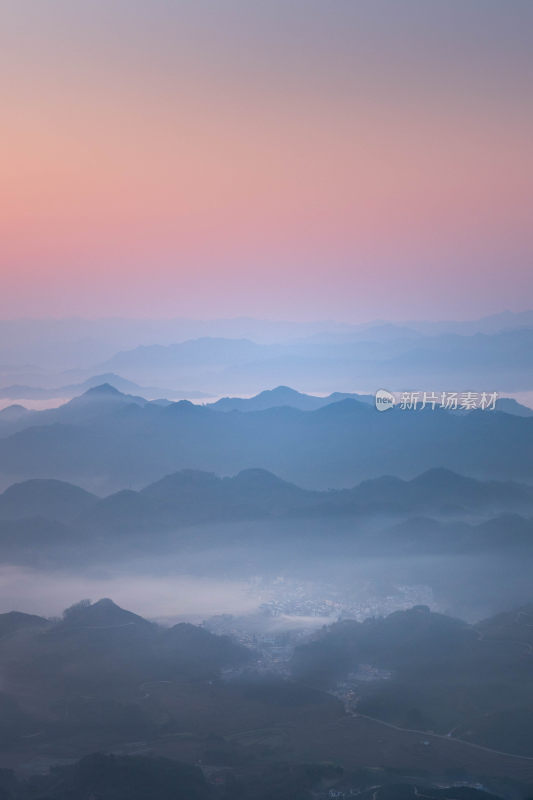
[210,385,375,411]
[3,382,530,421]
[2,466,532,526]
[0,384,532,492]
[1,310,532,367]
[0,372,207,402]
[92,328,533,394]
[0,466,531,568]
[2,312,533,401]
[209,385,533,416]
[101,337,268,372]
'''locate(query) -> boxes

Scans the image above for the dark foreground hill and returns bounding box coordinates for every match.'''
[1,598,250,690]
[0,752,512,800]
[0,598,343,778]
[292,604,533,757]
[1,601,533,792]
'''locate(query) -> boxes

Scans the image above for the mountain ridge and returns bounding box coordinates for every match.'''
[2,467,532,534]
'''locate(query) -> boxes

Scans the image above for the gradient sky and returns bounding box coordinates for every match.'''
[1,0,532,321]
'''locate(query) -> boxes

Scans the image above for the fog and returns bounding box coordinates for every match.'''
[2,541,531,628]
[0,564,263,621]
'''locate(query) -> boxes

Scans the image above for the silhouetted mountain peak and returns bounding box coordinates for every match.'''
[79,373,140,391]
[313,397,372,417]
[233,468,294,488]
[2,477,94,501]
[211,386,375,414]
[263,385,303,398]
[0,478,97,523]
[0,610,48,638]
[412,467,474,488]
[60,598,153,630]
[164,622,251,667]
[84,383,123,397]
[164,399,207,414]
[496,397,533,417]
[63,383,148,412]
[64,384,128,408]
[142,469,220,499]
[0,403,29,420]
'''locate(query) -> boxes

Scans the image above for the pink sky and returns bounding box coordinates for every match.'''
[1,1,532,321]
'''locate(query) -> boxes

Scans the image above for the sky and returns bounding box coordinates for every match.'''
[1,0,532,321]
